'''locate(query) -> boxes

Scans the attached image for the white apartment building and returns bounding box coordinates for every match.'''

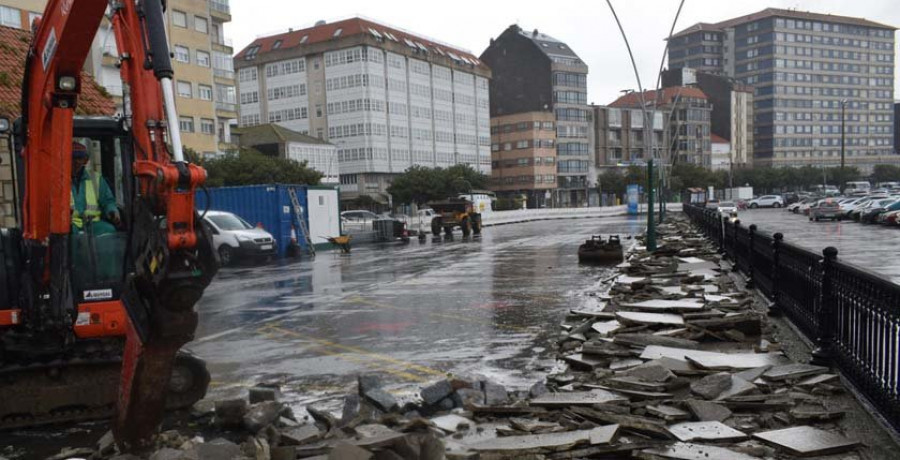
[234,17,491,202]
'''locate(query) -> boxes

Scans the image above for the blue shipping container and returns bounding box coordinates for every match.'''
[195,184,309,257]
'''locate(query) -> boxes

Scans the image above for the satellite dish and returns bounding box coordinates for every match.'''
[315,20,326,27]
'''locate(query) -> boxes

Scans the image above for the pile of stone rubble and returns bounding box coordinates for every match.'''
[47,216,871,460]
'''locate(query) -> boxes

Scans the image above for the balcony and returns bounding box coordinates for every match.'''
[212,40,233,55]
[215,101,237,117]
[214,68,235,84]
[209,0,231,21]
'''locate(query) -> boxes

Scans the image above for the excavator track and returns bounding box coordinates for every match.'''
[0,352,209,431]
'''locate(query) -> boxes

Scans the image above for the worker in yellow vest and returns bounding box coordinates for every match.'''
[70,141,120,234]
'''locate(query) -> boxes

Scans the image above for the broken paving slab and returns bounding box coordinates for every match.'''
[752,426,860,457]
[613,332,699,349]
[530,390,627,407]
[713,376,757,401]
[641,442,760,460]
[684,400,732,422]
[797,373,838,388]
[667,421,748,442]
[591,320,622,336]
[466,425,619,453]
[430,414,474,433]
[562,353,607,371]
[621,299,706,311]
[762,363,828,381]
[640,345,791,370]
[646,405,691,422]
[616,311,685,326]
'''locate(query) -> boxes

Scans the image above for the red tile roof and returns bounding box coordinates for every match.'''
[711,134,729,144]
[608,87,707,108]
[236,17,485,67]
[0,25,115,118]
[673,8,895,39]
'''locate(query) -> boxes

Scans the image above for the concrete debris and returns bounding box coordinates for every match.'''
[640,345,791,370]
[667,421,748,442]
[530,390,627,406]
[690,372,733,400]
[752,426,860,457]
[242,401,284,433]
[420,379,453,406]
[616,311,685,326]
[468,424,618,453]
[684,399,732,422]
[641,442,760,460]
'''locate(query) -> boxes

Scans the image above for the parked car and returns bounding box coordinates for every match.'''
[882,209,900,226]
[844,181,871,195]
[837,197,867,217]
[782,192,803,205]
[875,201,900,224]
[860,199,900,224]
[203,210,277,266]
[705,199,720,209]
[850,198,892,222]
[787,197,816,213]
[748,195,784,208]
[808,199,841,222]
[798,197,823,215]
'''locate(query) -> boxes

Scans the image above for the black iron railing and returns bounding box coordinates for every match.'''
[684,203,900,434]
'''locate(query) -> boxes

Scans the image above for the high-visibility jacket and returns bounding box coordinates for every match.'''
[70,171,103,229]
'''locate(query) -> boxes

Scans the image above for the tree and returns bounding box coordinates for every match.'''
[202,148,323,187]
[387,164,489,206]
[598,169,626,195]
[871,164,900,184]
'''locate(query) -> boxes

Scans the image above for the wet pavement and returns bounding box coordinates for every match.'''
[728,208,900,283]
[189,216,647,410]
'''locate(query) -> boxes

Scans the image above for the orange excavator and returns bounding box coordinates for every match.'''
[0,0,218,451]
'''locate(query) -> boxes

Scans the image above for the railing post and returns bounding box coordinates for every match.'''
[718,216,726,254]
[811,246,839,367]
[768,233,783,316]
[731,219,741,272]
[746,224,756,288]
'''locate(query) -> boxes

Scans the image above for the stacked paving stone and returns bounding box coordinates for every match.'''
[49,216,867,460]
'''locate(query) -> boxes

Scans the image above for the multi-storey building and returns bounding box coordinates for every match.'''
[0,0,238,157]
[592,106,666,167]
[234,18,492,203]
[662,68,754,168]
[490,112,558,208]
[480,25,593,207]
[668,8,896,170]
[608,87,712,166]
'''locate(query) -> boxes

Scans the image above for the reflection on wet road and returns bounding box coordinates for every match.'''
[188,216,646,406]
[735,208,900,283]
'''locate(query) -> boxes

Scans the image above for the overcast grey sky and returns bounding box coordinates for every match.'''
[227,0,900,102]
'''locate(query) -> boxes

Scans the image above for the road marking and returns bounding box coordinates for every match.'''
[348,295,530,332]
[261,325,445,381]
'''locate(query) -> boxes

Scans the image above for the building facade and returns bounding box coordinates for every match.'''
[592,106,666,167]
[234,18,491,203]
[608,87,712,167]
[480,25,593,207]
[662,69,754,168]
[489,112,558,208]
[669,8,896,170]
[233,124,338,184]
[0,0,238,157]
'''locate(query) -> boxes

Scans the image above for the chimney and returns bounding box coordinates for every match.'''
[533,29,539,37]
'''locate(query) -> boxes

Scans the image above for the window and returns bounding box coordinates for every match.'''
[172,10,187,28]
[200,118,215,135]
[174,45,190,63]
[273,40,283,49]
[196,50,210,67]
[179,116,194,133]
[194,16,208,34]
[176,81,192,98]
[198,84,213,101]
[0,6,20,28]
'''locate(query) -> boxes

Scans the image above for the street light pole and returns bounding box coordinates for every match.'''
[840,99,847,192]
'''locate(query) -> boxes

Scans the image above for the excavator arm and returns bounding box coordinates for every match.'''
[17,0,218,450]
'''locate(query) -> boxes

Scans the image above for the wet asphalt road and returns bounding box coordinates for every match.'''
[734,208,900,283]
[188,216,646,409]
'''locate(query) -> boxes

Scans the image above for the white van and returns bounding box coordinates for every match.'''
[844,181,871,194]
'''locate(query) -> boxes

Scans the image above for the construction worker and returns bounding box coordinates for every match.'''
[71,141,120,235]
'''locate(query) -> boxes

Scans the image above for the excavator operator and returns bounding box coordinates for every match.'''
[70,141,120,234]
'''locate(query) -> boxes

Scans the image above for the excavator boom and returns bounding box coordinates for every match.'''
[0,0,218,450]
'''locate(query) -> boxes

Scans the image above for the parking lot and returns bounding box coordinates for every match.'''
[733,207,900,283]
